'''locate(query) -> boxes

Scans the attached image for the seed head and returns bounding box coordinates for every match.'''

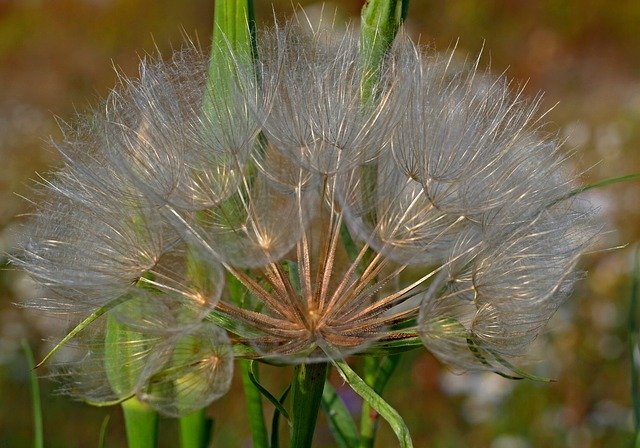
[13,22,598,415]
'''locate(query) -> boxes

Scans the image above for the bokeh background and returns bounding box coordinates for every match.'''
[1,1,640,447]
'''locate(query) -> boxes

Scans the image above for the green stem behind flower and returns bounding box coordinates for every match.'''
[121,397,159,448]
[179,408,213,448]
[360,0,410,102]
[359,355,401,448]
[208,2,268,446]
[358,2,408,447]
[290,363,329,448]
[207,0,256,115]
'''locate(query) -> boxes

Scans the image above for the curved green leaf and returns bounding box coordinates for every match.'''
[248,360,290,422]
[332,358,413,448]
[270,384,291,448]
[98,415,110,448]
[35,295,131,369]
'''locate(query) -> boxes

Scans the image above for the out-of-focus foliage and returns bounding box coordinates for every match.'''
[1,1,639,447]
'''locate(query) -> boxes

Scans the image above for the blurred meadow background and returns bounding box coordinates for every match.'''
[1,1,640,446]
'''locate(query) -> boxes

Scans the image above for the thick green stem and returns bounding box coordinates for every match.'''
[121,397,159,448]
[180,408,213,448]
[290,363,329,448]
[208,0,256,109]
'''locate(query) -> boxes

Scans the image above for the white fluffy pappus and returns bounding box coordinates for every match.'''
[13,21,599,415]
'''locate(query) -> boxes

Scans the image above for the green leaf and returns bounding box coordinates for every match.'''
[207,309,262,339]
[552,172,640,205]
[331,358,413,448]
[239,359,269,448]
[35,295,131,368]
[98,415,110,448]
[282,260,301,294]
[270,384,291,448]
[359,336,423,356]
[322,382,360,448]
[372,355,401,392]
[226,271,250,308]
[247,360,290,422]
[21,340,43,448]
[207,0,256,115]
[339,223,361,264]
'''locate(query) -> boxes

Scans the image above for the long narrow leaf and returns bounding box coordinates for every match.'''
[360,0,410,100]
[552,172,640,205]
[289,363,329,448]
[239,359,269,448]
[360,336,423,356]
[270,385,291,448]
[248,360,290,422]
[35,295,131,368]
[322,382,360,448]
[372,355,401,393]
[98,415,110,448]
[209,3,269,446]
[332,359,413,448]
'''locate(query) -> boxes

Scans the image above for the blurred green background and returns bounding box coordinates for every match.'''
[1,1,640,446]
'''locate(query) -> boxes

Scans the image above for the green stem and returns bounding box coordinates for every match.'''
[357,1,408,441]
[180,408,213,448]
[359,355,401,448]
[121,397,159,448]
[359,358,378,448]
[359,0,410,101]
[22,340,43,448]
[208,0,255,108]
[290,363,329,448]
[208,3,264,445]
[240,360,269,448]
